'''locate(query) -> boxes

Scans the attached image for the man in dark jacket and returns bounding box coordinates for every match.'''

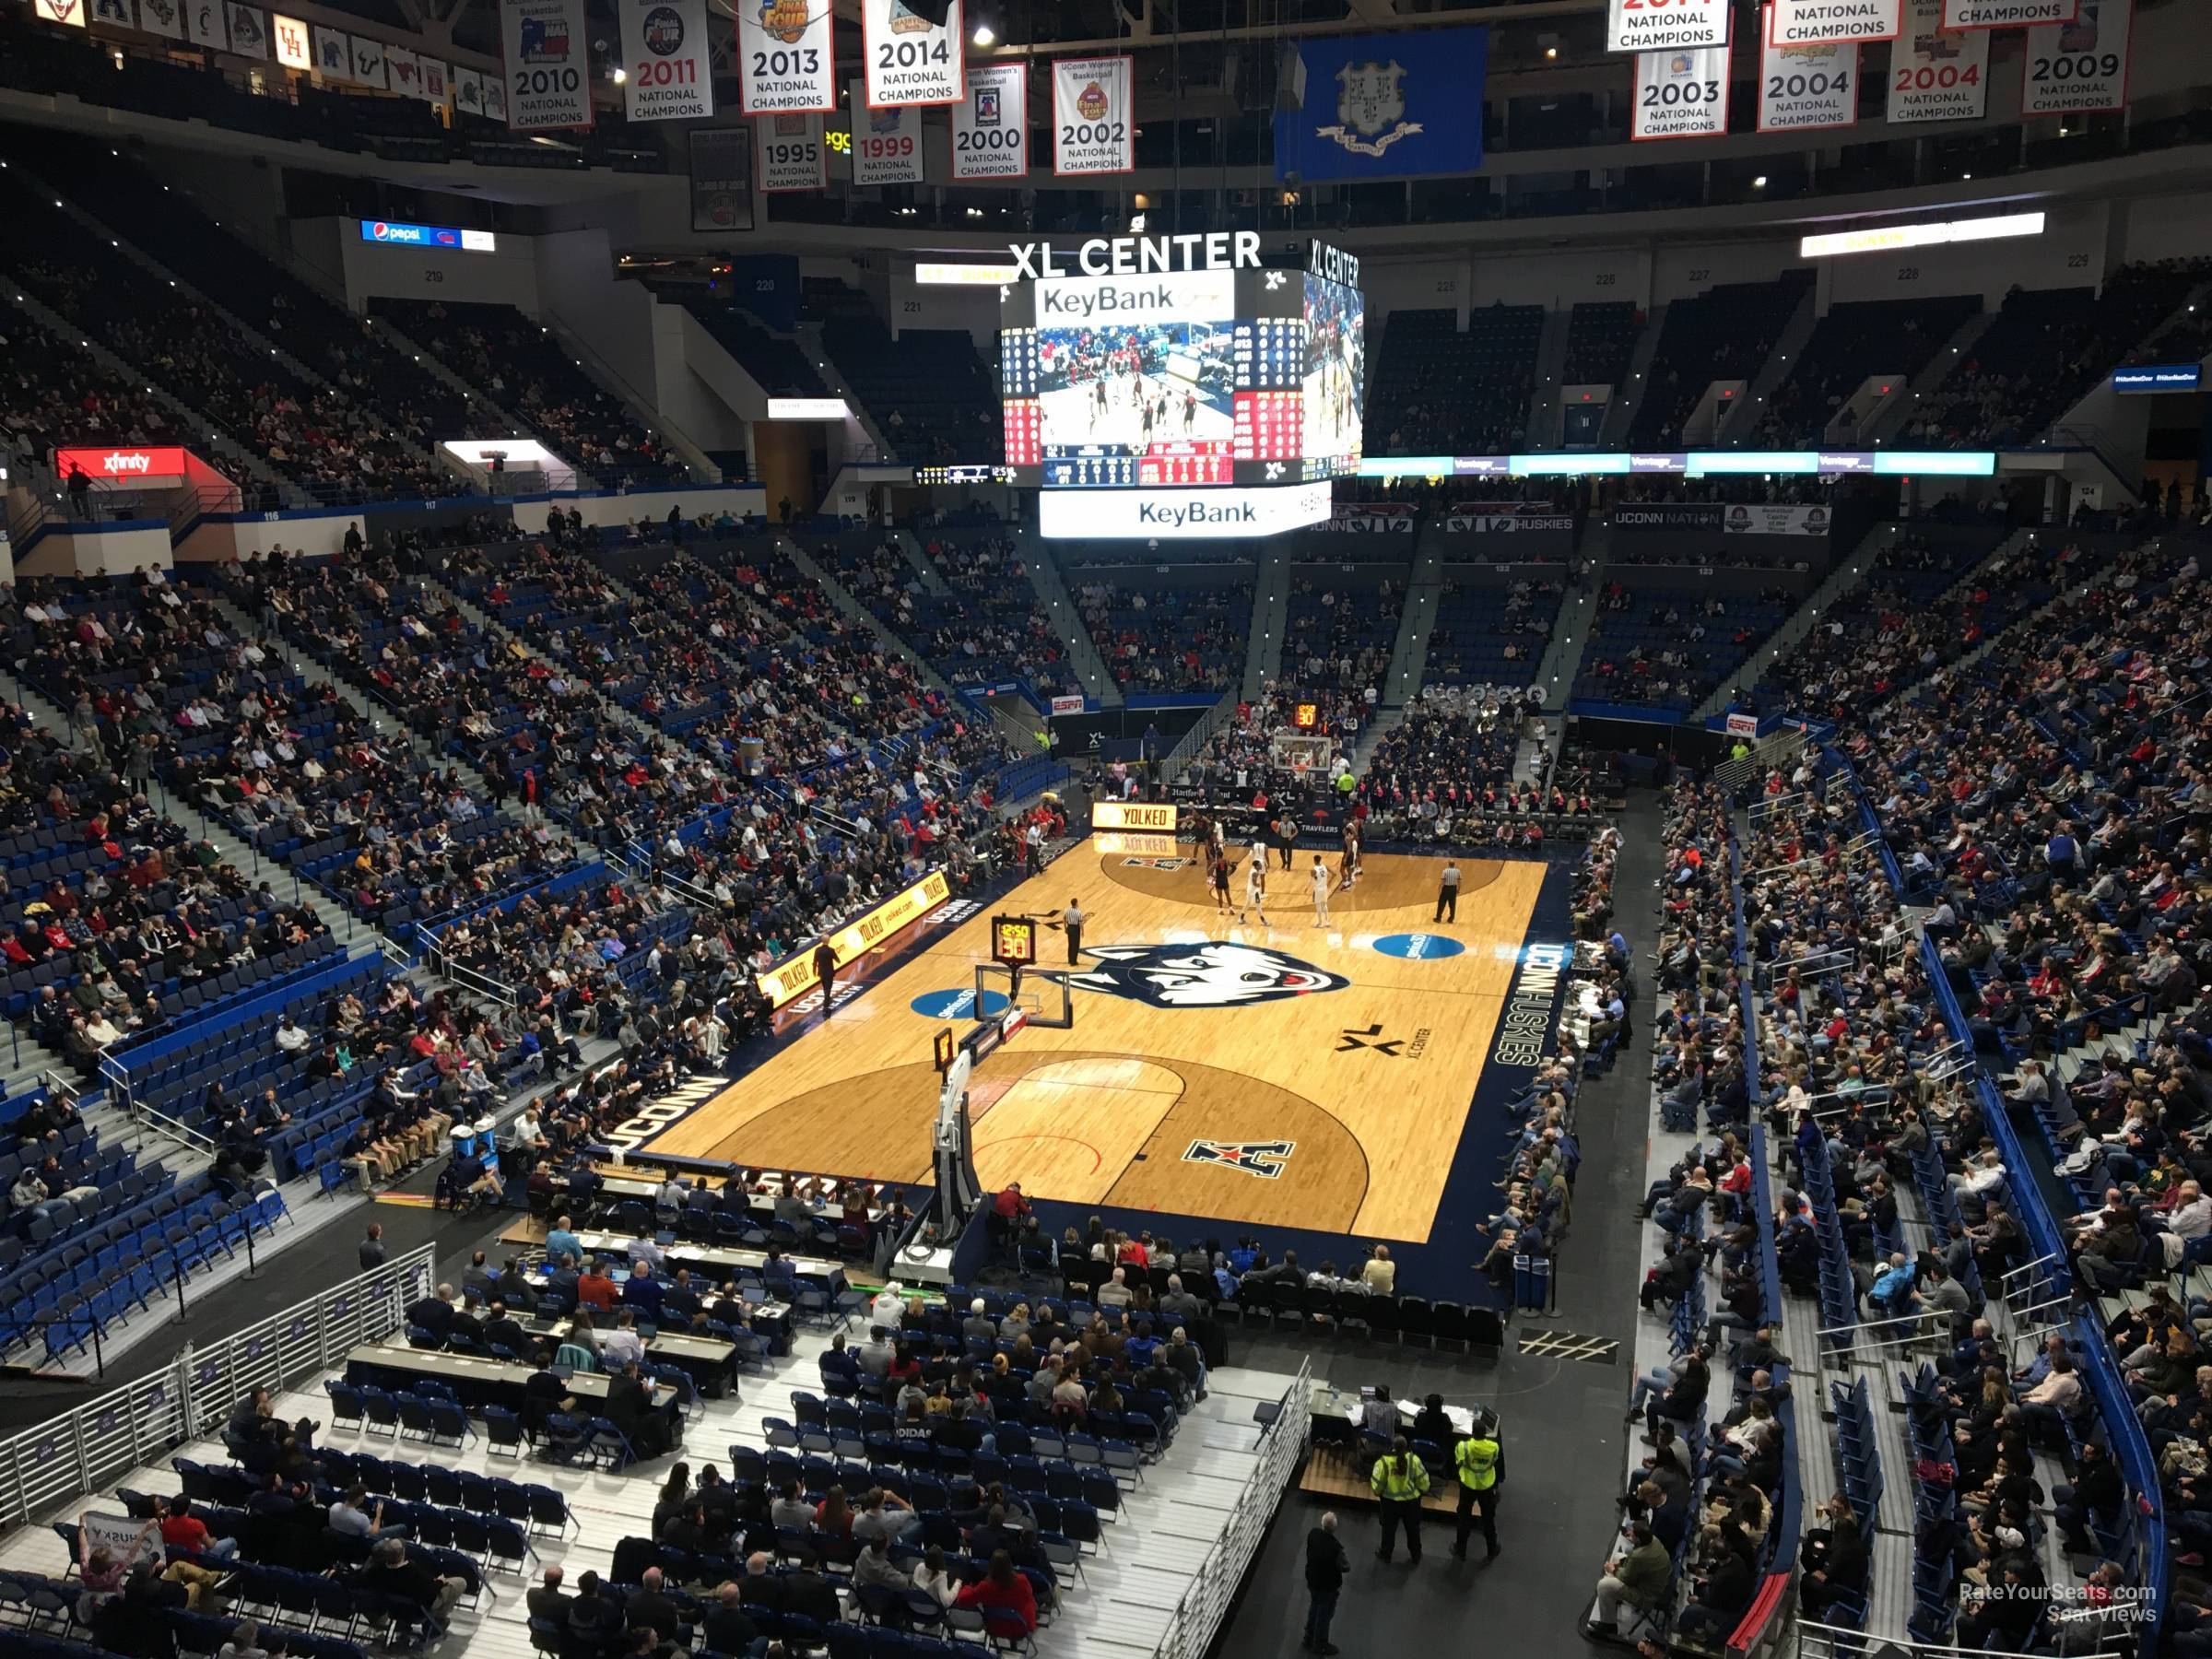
[624,1568,681,1640]
[1303,1512,1348,1655]
[701,1582,758,1655]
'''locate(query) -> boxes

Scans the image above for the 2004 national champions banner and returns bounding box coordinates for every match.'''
[1051,55,1132,175]
[619,0,712,122]
[736,0,836,114]
[500,0,593,130]
[1887,0,1989,122]
[951,62,1026,181]
[1271,28,1487,182]
[1759,27,1857,130]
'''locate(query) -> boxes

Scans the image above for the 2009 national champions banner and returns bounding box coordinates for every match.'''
[1051,55,1132,175]
[500,0,593,130]
[618,0,712,122]
[951,62,1026,181]
[1271,28,1487,182]
[2021,0,2129,116]
[736,0,836,114]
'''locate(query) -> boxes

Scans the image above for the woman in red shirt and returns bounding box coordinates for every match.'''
[955,1551,1038,1632]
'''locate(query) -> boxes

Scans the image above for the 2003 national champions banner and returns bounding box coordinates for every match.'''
[1271,28,1487,182]
[951,62,1026,180]
[1630,43,1730,138]
[500,0,593,130]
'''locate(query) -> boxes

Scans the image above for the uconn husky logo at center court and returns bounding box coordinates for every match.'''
[1065,942,1350,1009]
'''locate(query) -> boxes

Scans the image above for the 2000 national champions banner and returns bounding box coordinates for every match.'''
[500,0,593,130]
[951,62,1026,181]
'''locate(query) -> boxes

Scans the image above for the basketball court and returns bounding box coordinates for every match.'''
[645,834,1565,1246]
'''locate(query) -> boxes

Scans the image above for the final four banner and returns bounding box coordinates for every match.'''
[736,0,835,115]
[2021,0,2128,115]
[1606,0,1731,53]
[1051,55,1132,175]
[1271,29,1487,183]
[1758,25,1857,129]
[848,78,924,184]
[500,0,594,130]
[951,61,1026,180]
[620,0,713,122]
[1630,43,1731,137]
[861,0,962,107]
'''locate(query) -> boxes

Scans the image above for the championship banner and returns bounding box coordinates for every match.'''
[270,12,309,67]
[420,56,449,105]
[1759,28,1857,130]
[757,110,826,191]
[312,24,348,76]
[500,0,594,130]
[1941,0,2074,27]
[861,0,961,107]
[1630,44,1731,138]
[182,0,227,48]
[620,0,713,121]
[2021,0,2127,115]
[951,61,1026,180]
[1272,28,1487,183]
[483,74,507,120]
[349,34,387,88]
[1886,0,1987,122]
[1607,0,1731,53]
[1051,55,1132,174]
[454,67,485,117]
[1769,0,1900,40]
[688,126,756,230]
[138,0,187,41]
[226,2,265,56]
[848,78,924,183]
[386,43,422,95]
[33,0,88,29]
[736,0,835,115]
[1724,501,1831,535]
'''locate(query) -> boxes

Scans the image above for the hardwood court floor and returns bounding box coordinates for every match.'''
[647,839,1547,1242]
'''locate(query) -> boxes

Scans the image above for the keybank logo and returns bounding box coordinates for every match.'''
[1039,283,1175,317]
[1135,497,1258,528]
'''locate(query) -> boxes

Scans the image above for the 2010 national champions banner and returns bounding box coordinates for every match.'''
[951,62,1026,181]
[1887,0,1989,121]
[736,0,836,114]
[861,0,963,107]
[500,0,593,130]
[619,0,712,121]
[1271,28,1487,182]
[1051,55,1132,175]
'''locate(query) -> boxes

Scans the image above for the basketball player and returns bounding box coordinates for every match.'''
[1209,849,1232,916]
[1340,818,1362,891]
[1183,389,1197,433]
[1240,852,1267,927]
[1309,854,1334,927]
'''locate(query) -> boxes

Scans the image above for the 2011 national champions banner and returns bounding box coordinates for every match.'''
[1271,28,1487,182]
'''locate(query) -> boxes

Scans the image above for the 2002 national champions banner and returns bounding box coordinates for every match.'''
[1051,55,1132,175]
[1271,28,1487,182]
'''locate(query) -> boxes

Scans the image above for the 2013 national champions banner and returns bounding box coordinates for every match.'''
[1272,27,1487,182]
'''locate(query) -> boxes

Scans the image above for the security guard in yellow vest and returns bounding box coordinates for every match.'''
[1452,1411,1504,1561]
[1370,1436,1430,1563]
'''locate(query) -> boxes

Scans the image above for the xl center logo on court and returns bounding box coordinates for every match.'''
[1066,941,1350,1008]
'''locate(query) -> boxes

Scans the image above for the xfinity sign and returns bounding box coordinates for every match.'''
[1039,481,1333,540]
[1007,230,1262,278]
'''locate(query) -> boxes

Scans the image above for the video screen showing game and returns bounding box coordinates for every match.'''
[1302,272,1365,472]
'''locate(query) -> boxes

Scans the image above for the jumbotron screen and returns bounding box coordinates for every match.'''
[998,265,1363,489]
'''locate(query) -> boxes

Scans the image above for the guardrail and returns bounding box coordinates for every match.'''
[0,1242,434,1532]
[1151,1359,1312,1659]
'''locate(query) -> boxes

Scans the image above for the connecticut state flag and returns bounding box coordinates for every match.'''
[1273,27,1487,182]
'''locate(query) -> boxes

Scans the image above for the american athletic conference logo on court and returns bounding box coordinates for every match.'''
[1065,942,1349,1008]
[1183,1139,1295,1179]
